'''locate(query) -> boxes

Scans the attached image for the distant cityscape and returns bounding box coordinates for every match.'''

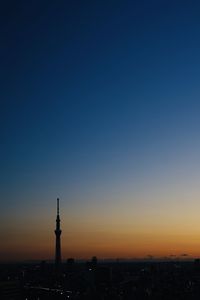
[1,200,200,299]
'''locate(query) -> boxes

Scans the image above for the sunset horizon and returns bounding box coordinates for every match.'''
[2,197,200,262]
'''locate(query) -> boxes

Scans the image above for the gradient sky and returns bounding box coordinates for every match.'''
[2,0,200,261]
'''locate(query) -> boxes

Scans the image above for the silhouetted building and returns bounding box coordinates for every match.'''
[86,256,98,272]
[95,266,112,286]
[55,198,62,268]
[91,256,98,268]
[0,280,21,299]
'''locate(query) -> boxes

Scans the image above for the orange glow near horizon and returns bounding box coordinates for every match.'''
[2,189,200,261]
[2,225,200,261]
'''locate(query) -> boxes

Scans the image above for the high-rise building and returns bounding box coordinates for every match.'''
[55,198,62,267]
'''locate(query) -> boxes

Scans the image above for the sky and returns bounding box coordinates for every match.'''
[1,0,200,261]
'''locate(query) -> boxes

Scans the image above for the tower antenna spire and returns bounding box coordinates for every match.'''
[57,197,59,215]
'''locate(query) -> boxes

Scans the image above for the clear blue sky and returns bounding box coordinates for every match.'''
[1,0,200,260]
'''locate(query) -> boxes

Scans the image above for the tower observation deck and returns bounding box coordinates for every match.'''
[55,198,62,267]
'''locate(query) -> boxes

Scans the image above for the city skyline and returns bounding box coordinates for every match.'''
[2,0,200,261]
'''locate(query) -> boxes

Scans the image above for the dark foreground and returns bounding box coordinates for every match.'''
[1,259,200,299]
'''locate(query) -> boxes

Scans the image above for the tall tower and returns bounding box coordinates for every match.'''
[55,198,62,267]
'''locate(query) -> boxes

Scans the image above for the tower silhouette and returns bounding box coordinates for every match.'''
[55,198,62,267]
